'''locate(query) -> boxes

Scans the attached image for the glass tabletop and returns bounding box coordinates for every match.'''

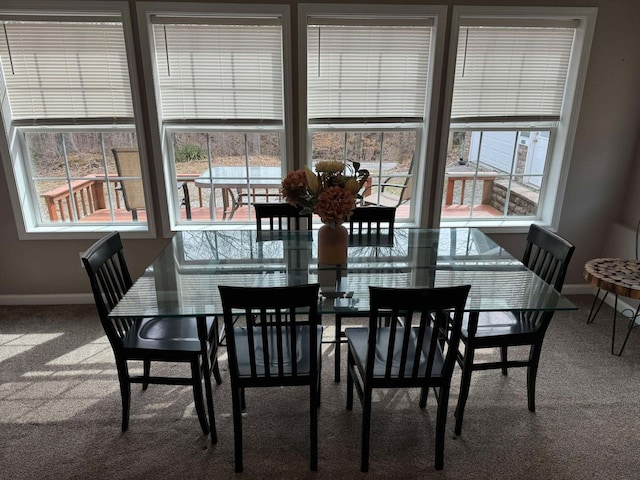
[109,228,576,319]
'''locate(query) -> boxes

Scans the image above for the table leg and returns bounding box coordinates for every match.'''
[208,188,216,220]
[611,294,639,356]
[197,315,217,442]
[586,288,608,324]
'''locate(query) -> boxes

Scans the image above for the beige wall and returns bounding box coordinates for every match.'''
[2,0,640,300]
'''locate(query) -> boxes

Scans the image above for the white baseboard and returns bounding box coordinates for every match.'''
[0,293,94,306]
[562,283,594,295]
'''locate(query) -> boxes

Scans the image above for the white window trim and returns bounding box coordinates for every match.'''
[136,2,292,237]
[0,0,155,240]
[298,4,448,228]
[436,5,598,231]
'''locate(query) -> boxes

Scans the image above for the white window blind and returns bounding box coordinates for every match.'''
[307,20,432,123]
[0,20,133,121]
[152,19,284,122]
[451,26,575,121]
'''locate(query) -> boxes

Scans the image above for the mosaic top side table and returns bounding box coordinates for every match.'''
[584,257,640,355]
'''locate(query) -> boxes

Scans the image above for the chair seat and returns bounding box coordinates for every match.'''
[233,325,323,377]
[345,326,444,378]
[462,311,537,341]
[123,316,216,353]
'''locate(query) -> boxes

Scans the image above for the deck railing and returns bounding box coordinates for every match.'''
[444,171,498,206]
[40,174,201,222]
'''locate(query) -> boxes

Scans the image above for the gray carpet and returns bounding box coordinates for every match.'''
[1,295,639,479]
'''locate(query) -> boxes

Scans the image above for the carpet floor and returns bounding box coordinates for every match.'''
[1,294,639,479]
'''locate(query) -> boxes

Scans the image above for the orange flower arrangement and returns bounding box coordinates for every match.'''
[282,160,369,225]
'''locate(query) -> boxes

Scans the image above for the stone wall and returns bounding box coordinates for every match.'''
[490,182,538,216]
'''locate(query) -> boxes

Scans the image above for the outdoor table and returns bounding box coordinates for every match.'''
[194,166,282,219]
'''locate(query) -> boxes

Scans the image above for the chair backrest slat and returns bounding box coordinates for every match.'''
[412,313,430,378]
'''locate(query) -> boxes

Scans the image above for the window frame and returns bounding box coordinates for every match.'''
[0,0,153,240]
[136,2,292,235]
[436,6,598,232]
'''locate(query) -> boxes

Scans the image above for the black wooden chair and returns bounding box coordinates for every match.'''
[218,284,322,473]
[347,206,396,246]
[453,224,575,435]
[254,202,312,234]
[81,232,222,438]
[345,285,471,472]
[331,206,396,382]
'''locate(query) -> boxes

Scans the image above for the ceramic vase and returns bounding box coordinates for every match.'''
[317,222,348,265]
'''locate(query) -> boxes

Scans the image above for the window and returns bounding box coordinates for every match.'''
[441,8,596,225]
[144,6,287,226]
[303,6,442,223]
[0,5,147,235]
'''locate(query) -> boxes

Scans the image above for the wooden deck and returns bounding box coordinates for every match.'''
[440,204,503,218]
[79,202,501,223]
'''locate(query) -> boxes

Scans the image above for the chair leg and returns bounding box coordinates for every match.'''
[335,314,342,383]
[191,360,210,436]
[310,381,318,471]
[500,346,508,376]
[454,339,476,435]
[115,359,131,432]
[360,387,373,473]
[142,359,150,390]
[318,353,322,407]
[419,386,429,408]
[527,343,544,413]
[346,350,354,411]
[231,386,244,473]
[435,384,451,470]
[210,355,223,385]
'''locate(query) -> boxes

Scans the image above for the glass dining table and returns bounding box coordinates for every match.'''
[108,227,576,437]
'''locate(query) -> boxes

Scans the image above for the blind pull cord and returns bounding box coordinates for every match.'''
[3,24,14,75]
[163,25,170,77]
[461,27,468,78]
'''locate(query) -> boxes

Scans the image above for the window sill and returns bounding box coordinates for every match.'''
[19,223,154,240]
[439,218,547,234]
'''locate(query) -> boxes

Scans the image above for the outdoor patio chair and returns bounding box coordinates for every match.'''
[345,285,471,472]
[81,232,222,438]
[453,224,575,435]
[218,284,322,473]
[112,148,191,221]
[362,175,412,208]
